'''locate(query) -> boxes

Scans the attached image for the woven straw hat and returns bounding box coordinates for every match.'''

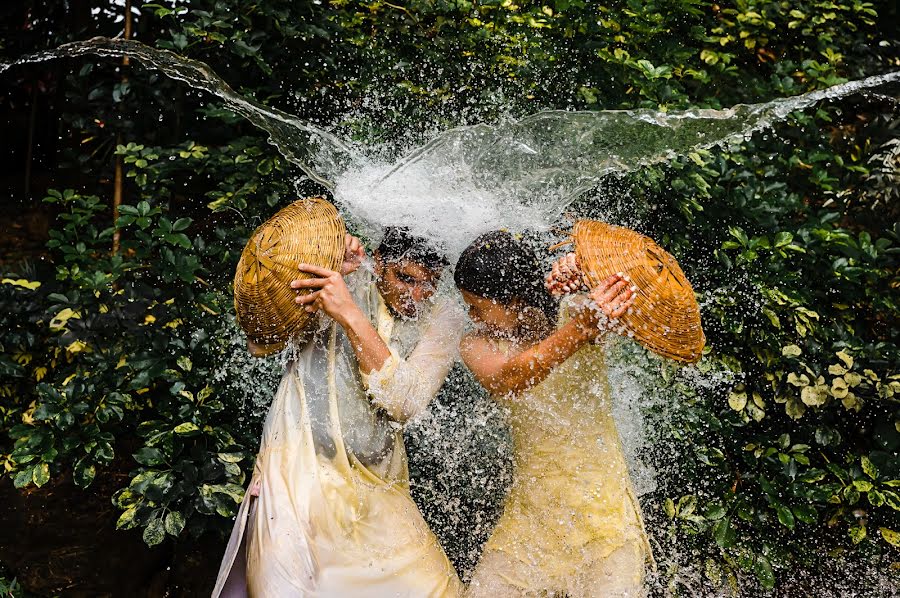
[234,197,346,355]
[566,220,705,363]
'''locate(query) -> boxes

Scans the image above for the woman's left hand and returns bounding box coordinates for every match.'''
[291,263,361,326]
[571,274,636,339]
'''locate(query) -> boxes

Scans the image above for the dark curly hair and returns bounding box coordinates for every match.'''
[454,230,558,322]
[376,226,449,271]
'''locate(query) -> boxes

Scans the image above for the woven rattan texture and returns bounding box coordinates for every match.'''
[234,197,346,352]
[572,220,705,363]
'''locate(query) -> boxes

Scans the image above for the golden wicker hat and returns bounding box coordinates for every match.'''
[234,197,346,355]
[568,220,705,363]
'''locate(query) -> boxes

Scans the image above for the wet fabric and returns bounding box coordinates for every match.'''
[211,267,464,598]
[466,309,654,597]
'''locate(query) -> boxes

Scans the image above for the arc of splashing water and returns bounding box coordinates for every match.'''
[0,37,357,192]
[374,71,900,219]
[2,36,898,224]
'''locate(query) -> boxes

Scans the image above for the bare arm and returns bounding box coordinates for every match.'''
[461,274,635,397]
[460,318,594,396]
[289,234,393,374]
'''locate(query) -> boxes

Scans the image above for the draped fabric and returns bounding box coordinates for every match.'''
[212,267,464,598]
[467,305,654,598]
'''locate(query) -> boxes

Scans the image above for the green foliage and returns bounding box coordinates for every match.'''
[1,188,258,541]
[1,0,898,592]
[619,108,900,589]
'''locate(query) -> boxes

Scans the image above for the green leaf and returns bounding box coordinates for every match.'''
[134,447,166,466]
[776,504,795,529]
[172,217,193,232]
[165,511,186,536]
[143,517,166,546]
[663,498,676,519]
[712,518,736,548]
[782,344,802,357]
[32,462,50,487]
[728,388,747,411]
[861,455,878,480]
[117,506,139,530]
[13,467,34,489]
[677,495,698,518]
[704,504,727,521]
[74,457,96,488]
[754,556,775,589]
[793,504,817,524]
[174,422,200,435]
[884,491,900,511]
[849,524,867,545]
[774,231,793,247]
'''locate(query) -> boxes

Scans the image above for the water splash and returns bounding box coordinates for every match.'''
[3,37,899,255]
[343,70,900,255]
[0,37,358,191]
[5,37,900,595]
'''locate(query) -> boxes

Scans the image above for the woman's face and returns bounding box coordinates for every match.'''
[460,289,521,334]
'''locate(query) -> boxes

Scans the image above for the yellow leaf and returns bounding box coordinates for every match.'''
[836,350,854,368]
[841,393,861,411]
[801,385,827,406]
[49,308,81,331]
[144,314,157,325]
[1,278,41,290]
[782,344,802,357]
[831,377,849,399]
[785,398,806,419]
[787,372,810,387]
[879,528,900,548]
[844,372,862,387]
[67,340,88,354]
[34,367,47,381]
[728,388,748,411]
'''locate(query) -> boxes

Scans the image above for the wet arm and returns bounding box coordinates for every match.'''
[460,319,595,397]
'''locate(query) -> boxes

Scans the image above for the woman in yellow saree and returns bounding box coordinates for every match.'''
[454,231,653,598]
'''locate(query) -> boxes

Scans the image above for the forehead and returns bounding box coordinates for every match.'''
[389,260,439,281]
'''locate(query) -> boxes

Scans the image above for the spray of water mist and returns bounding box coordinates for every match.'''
[3,37,899,254]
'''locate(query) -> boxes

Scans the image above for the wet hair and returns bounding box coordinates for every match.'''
[376,227,449,271]
[454,230,558,321]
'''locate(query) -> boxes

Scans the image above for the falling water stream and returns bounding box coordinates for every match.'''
[4,37,900,596]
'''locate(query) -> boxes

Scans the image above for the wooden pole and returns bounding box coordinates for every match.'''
[112,0,132,254]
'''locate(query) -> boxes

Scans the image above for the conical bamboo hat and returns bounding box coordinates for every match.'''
[571,220,705,363]
[234,197,345,355]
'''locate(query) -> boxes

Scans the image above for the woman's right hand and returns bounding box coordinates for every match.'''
[572,274,636,340]
[545,252,584,296]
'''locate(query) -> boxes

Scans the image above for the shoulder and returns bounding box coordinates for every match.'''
[460,333,501,363]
